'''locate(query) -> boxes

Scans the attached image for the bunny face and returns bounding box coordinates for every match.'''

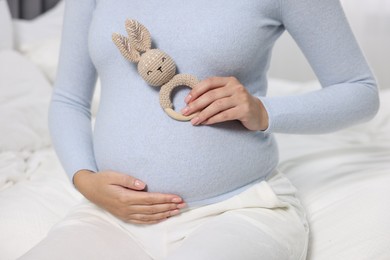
[138,49,176,87]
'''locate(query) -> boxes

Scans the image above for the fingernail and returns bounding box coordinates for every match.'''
[172,197,182,203]
[170,209,180,216]
[181,106,189,115]
[191,117,200,125]
[177,203,186,209]
[185,94,192,104]
[134,180,144,187]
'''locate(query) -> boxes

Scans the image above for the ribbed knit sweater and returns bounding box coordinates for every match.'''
[49,0,379,206]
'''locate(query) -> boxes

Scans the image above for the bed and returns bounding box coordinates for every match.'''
[1,1,389,259]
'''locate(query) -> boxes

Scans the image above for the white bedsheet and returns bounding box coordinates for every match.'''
[0,149,82,258]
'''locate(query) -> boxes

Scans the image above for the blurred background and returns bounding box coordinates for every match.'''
[2,0,390,89]
[6,0,59,19]
[270,0,390,90]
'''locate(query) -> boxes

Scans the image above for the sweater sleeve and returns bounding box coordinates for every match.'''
[259,0,380,134]
[49,0,98,180]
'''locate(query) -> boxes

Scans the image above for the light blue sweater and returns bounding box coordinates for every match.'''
[50,0,379,206]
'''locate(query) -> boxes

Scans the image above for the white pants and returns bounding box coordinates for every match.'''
[19,171,309,260]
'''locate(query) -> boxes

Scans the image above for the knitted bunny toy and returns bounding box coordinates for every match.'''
[112,19,199,121]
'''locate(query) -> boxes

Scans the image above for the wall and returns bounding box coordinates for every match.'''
[268,0,390,89]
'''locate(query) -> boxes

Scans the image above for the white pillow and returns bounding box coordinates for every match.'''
[0,50,52,152]
[13,1,64,82]
[0,0,13,50]
[18,38,61,82]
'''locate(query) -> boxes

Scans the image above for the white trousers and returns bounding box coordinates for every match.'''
[19,171,309,260]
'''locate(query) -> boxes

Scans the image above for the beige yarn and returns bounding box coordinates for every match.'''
[112,33,140,62]
[160,74,199,121]
[138,49,176,87]
[125,19,151,52]
[112,19,199,121]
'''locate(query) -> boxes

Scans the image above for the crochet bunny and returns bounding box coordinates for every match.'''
[112,19,199,121]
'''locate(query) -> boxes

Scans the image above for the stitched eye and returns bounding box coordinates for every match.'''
[162,57,166,62]
[147,70,152,75]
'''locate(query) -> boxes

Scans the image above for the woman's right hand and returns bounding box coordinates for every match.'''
[73,170,186,225]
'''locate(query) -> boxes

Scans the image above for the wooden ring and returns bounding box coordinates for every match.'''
[159,74,199,121]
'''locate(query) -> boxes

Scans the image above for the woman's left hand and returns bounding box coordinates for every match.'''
[181,76,269,131]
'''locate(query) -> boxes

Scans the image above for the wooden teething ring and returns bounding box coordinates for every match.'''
[159,74,199,121]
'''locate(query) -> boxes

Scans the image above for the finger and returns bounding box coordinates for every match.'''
[134,191,184,205]
[201,107,241,126]
[191,97,236,125]
[182,87,232,116]
[128,219,161,225]
[128,209,181,223]
[129,203,186,215]
[106,171,146,191]
[185,77,232,104]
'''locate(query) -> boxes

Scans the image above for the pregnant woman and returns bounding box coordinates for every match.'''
[20,0,379,259]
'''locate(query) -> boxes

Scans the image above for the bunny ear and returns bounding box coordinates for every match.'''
[125,19,152,52]
[112,33,141,63]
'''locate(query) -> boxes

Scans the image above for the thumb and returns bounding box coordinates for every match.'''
[109,172,146,191]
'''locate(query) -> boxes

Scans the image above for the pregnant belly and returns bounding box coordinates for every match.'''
[93,115,278,204]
